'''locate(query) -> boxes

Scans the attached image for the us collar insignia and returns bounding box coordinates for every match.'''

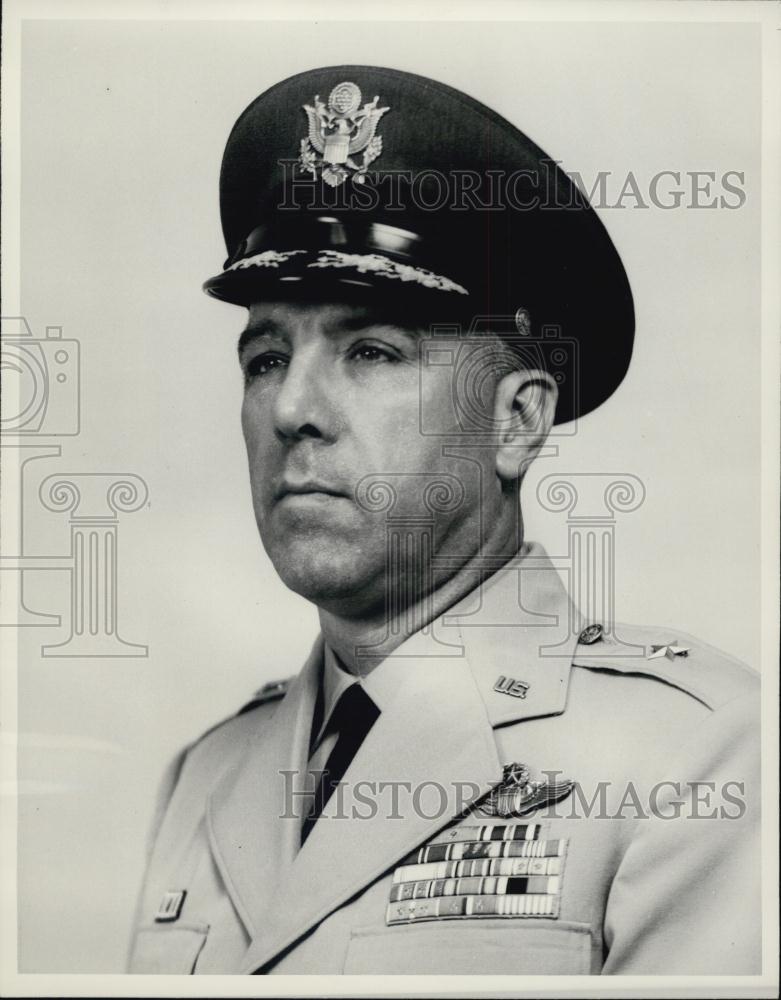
[299,82,389,188]
[477,763,575,818]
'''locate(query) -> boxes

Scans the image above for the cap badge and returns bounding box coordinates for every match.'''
[299,82,389,188]
[476,763,574,818]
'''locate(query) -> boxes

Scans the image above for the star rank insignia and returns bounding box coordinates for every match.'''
[476,763,574,819]
[647,640,691,661]
[298,81,389,187]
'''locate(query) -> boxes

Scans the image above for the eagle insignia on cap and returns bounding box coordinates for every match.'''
[299,82,389,187]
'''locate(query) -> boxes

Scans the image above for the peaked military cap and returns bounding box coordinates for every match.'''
[204,65,635,423]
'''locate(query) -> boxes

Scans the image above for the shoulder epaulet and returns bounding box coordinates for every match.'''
[236,678,291,716]
[186,678,292,751]
[571,622,758,711]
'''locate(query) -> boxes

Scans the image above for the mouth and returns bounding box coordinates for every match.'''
[275,481,349,502]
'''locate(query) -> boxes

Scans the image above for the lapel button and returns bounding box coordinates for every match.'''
[578,623,604,645]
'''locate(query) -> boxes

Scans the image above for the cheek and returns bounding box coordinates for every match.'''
[240,394,254,446]
[367,370,488,474]
[241,394,273,456]
[240,398,280,507]
[418,366,461,435]
[363,370,461,457]
[357,406,490,526]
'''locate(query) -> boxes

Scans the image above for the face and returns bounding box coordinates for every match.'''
[239,300,509,616]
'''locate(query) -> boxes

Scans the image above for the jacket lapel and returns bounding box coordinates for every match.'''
[239,638,502,973]
[205,637,322,939]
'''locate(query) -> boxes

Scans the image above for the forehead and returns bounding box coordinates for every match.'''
[242,299,420,340]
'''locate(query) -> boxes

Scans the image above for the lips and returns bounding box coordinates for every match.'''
[275,480,348,501]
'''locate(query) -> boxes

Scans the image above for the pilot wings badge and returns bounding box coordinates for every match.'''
[477,763,575,819]
[298,81,389,187]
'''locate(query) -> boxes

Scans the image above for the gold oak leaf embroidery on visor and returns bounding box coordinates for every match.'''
[308,250,468,294]
[226,248,469,295]
[227,250,308,270]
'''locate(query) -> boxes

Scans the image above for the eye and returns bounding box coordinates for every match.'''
[347,341,399,364]
[244,352,288,381]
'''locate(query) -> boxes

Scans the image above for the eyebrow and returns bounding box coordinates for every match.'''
[237,311,421,357]
[237,320,279,356]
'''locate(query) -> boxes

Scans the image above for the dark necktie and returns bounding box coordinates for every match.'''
[301,682,379,846]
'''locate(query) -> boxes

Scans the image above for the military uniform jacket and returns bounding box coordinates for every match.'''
[128,544,760,975]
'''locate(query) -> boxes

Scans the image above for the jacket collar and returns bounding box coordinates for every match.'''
[320,540,579,728]
[445,540,581,727]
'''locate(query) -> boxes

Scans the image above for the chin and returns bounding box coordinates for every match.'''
[266,535,382,608]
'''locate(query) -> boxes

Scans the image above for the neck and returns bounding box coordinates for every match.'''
[318,519,522,676]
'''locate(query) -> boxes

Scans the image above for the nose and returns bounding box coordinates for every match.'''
[272,345,339,444]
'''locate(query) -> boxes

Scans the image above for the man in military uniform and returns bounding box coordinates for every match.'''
[128,66,760,975]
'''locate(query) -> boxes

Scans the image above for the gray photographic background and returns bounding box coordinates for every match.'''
[11,17,761,972]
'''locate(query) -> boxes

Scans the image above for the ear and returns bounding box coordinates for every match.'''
[493,369,558,485]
